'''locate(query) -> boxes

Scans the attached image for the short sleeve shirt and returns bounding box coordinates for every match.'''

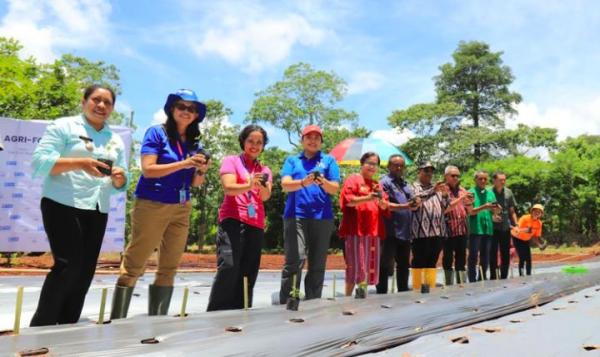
[135,125,198,204]
[493,187,517,231]
[380,174,413,241]
[281,151,340,219]
[446,186,469,237]
[218,155,272,229]
[410,181,449,239]
[514,214,542,241]
[338,174,387,238]
[468,187,496,236]
[31,115,129,214]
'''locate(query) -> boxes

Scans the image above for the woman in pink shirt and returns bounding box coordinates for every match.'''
[207,125,272,311]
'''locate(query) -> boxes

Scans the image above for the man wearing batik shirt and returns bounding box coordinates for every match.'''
[410,162,450,291]
[442,166,473,285]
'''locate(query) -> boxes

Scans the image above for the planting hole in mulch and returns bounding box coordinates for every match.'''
[451,336,469,344]
[17,347,49,356]
[141,338,159,344]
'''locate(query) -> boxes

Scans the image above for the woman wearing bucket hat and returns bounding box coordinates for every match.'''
[110,89,210,319]
[30,84,128,326]
[511,204,545,276]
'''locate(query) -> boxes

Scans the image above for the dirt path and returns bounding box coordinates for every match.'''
[1,251,598,276]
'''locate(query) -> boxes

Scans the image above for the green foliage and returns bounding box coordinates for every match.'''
[0,37,124,122]
[388,41,554,168]
[247,62,360,147]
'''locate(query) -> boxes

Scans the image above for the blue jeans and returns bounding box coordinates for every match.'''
[468,234,492,282]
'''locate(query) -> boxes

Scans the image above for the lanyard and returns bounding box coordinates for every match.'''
[240,154,260,199]
[176,140,185,160]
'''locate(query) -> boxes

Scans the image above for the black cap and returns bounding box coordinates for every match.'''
[418,161,435,170]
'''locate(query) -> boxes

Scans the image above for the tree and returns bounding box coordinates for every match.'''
[0,37,123,122]
[247,62,360,148]
[388,41,553,169]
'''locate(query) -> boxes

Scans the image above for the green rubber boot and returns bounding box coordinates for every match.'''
[148,284,173,316]
[444,270,454,286]
[110,285,134,320]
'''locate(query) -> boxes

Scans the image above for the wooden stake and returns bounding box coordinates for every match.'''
[243,276,249,310]
[180,286,189,317]
[13,286,23,334]
[332,273,336,300]
[97,288,107,324]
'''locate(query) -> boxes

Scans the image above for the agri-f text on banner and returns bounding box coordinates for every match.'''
[0,117,132,252]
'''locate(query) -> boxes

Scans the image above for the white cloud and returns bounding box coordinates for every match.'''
[370,128,414,146]
[0,0,111,62]
[511,97,600,140]
[189,4,325,73]
[151,108,167,125]
[347,71,385,95]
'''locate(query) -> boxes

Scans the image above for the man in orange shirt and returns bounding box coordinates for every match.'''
[511,204,545,276]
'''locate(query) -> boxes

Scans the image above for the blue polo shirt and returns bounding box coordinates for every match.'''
[281,151,340,219]
[380,174,413,241]
[135,125,199,204]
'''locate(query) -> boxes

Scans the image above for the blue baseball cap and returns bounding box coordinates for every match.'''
[163,89,207,122]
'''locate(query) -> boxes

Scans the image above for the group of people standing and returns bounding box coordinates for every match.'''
[29,84,545,327]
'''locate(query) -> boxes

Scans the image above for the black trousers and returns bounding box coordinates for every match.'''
[468,234,492,282]
[30,198,108,327]
[376,238,411,293]
[207,218,263,311]
[513,237,532,276]
[411,237,443,268]
[490,229,511,279]
[442,235,467,272]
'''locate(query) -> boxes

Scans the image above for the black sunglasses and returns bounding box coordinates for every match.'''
[174,103,198,114]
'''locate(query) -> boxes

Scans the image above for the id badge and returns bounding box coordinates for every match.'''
[179,188,186,205]
[248,203,257,218]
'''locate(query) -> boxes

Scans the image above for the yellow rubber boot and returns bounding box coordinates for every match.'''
[411,268,423,291]
[425,268,437,290]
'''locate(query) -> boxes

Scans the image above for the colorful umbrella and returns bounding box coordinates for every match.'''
[329,137,412,166]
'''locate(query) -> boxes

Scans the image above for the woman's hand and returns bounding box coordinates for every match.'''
[378,199,389,210]
[301,173,316,187]
[111,166,126,188]
[80,158,110,177]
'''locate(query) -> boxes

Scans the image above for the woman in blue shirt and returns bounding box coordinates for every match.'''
[30,84,128,326]
[110,89,209,319]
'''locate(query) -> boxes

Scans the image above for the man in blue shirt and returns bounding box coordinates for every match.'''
[376,155,415,293]
[279,125,340,304]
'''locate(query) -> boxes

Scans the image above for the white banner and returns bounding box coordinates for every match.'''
[0,117,132,252]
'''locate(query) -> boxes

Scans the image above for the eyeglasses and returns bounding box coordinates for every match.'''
[450,174,460,178]
[364,161,379,167]
[174,103,198,114]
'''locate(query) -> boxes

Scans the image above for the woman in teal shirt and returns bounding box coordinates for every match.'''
[30,84,128,326]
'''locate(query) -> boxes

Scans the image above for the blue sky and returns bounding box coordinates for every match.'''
[1,0,599,149]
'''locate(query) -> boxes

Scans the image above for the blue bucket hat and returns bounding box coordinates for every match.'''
[163,89,207,122]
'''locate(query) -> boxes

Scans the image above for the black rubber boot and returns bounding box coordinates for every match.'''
[148,284,173,316]
[110,285,134,320]
[456,270,467,284]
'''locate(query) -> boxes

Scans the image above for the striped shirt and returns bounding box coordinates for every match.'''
[410,181,449,239]
[445,186,469,237]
